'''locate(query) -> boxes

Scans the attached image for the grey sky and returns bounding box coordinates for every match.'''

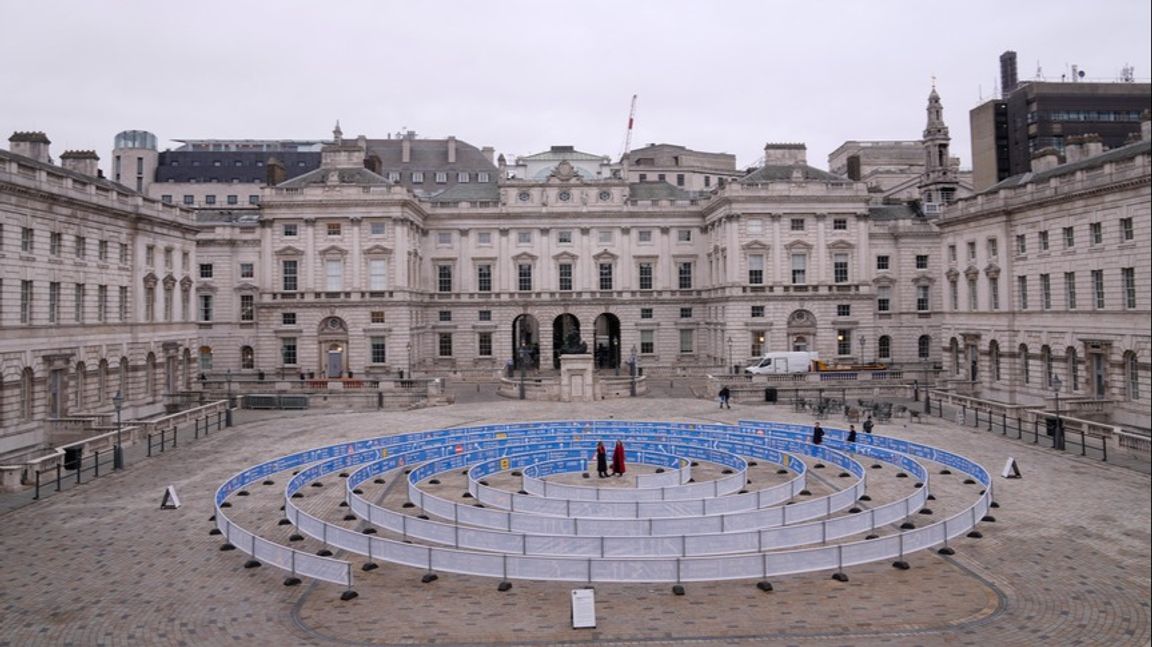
[3,0,1150,173]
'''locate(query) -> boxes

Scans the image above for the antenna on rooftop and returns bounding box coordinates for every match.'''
[1121,64,1135,82]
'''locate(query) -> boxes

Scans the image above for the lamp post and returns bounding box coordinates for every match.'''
[727,336,734,375]
[1051,373,1064,451]
[225,369,233,427]
[112,390,124,470]
[405,341,411,380]
[629,345,638,397]
[518,343,529,400]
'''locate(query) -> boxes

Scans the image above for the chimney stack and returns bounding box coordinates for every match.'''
[59,150,100,177]
[8,131,52,163]
[481,146,495,163]
[762,143,807,166]
[1080,133,1104,158]
[1064,135,1085,163]
[1030,148,1064,173]
[401,136,411,164]
[447,136,457,164]
[266,157,286,186]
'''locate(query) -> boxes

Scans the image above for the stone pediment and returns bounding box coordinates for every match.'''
[784,240,813,251]
[984,262,1001,279]
[234,282,259,293]
[548,160,581,183]
[142,272,158,289]
[364,244,393,256]
[964,265,980,280]
[552,251,579,262]
[945,268,960,282]
[512,251,539,262]
[162,274,177,290]
[827,239,855,250]
[319,245,347,258]
[593,249,618,261]
[912,274,936,286]
[180,276,193,289]
[275,245,304,256]
[872,275,895,287]
[741,240,771,251]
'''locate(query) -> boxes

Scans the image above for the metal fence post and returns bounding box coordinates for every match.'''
[1032,418,1039,444]
[1002,413,1007,435]
[56,463,62,492]
[95,450,100,479]
[1102,437,1108,462]
[160,429,166,452]
[1079,428,1086,457]
[173,426,178,448]
[34,470,41,500]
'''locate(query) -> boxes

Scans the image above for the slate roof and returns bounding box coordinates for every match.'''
[428,182,501,203]
[156,150,319,183]
[868,203,928,220]
[739,164,848,183]
[518,146,608,162]
[276,166,391,189]
[982,139,1151,194]
[627,182,705,201]
[0,148,138,195]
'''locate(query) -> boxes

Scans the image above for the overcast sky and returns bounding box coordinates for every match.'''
[3,0,1149,172]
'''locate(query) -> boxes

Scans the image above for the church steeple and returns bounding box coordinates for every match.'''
[333,120,343,145]
[918,83,958,211]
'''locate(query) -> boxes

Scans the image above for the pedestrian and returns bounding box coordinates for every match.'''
[812,422,824,445]
[847,424,857,445]
[595,441,609,478]
[863,415,874,434]
[611,440,627,477]
[718,386,731,409]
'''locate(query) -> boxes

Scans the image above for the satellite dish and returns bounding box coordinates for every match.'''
[1078,70,1086,78]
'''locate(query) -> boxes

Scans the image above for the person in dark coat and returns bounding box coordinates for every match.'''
[611,440,626,477]
[595,441,609,478]
[812,422,825,445]
[718,386,731,409]
[863,415,874,434]
[847,424,857,446]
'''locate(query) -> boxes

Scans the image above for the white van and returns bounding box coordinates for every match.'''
[745,351,819,375]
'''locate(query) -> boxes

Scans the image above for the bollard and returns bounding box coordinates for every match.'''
[1002,413,1007,435]
[1079,428,1086,457]
[173,426,178,448]
[147,434,153,457]
[161,430,166,453]
[56,463,62,492]
[95,450,100,479]
[1102,437,1108,462]
[34,470,41,500]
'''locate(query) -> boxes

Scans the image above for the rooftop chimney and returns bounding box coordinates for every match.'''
[762,143,807,166]
[266,157,286,186]
[59,150,100,177]
[1000,51,1018,95]
[1142,109,1151,142]
[8,131,52,163]
[401,137,411,164]
[1080,133,1104,158]
[481,146,495,163]
[447,136,457,164]
[1030,148,1063,173]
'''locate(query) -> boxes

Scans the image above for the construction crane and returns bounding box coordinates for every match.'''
[619,94,638,160]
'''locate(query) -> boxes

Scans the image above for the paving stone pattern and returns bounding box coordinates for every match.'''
[0,396,1147,646]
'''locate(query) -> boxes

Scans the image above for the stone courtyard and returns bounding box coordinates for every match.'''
[0,390,1148,646]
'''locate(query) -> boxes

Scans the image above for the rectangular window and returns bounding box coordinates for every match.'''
[1016,234,1027,255]
[48,282,60,323]
[967,241,977,260]
[1018,276,1029,310]
[1120,217,1134,241]
[679,307,693,318]
[877,286,891,312]
[283,223,298,237]
[948,244,957,263]
[558,263,573,291]
[1063,226,1075,248]
[747,219,763,235]
[837,329,852,356]
[369,311,384,324]
[876,255,890,271]
[1064,272,1077,309]
[438,310,452,322]
[836,304,851,317]
[435,172,447,184]
[638,262,653,290]
[478,310,492,322]
[557,230,573,244]
[598,263,613,290]
[74,283,85,322]
[989,277,1000,310]
[370,221,386,235]
[751,331,766,356]
[968,278,978,310]
[833,218,847,230]
[199,263,213,279]
[144,286,154,322]
[164,248,173,268]
[437,232,452,246]
[517,231,532,244]
[371,337,388,364]
[704,176,711,187]
[437,265,453,293]
[949,280,959,310]
[477,332,493,357]
[161,194,172,204]
[640,307,653,319]
[199,294,213,321]
[679,329,694,354]
[324,259,343,291]
[249,195,260,205]
[790,218,805,232]
[986,239,998,258]
[1039,230,1050,251]
[598,230,613,244]
[833,253,849,283]
[183,195,193,205]
[916,285,930,312]
[438,333,453,356]
[640,329,655,354]
[748,254,764,284]
[368,259,387,290]
[476,264,492,292]
[1040,274,1052,310]
[751,305,765,318]
[637,230,653,243]
[239,263,254,279]
[1090,222,1102,245]
[50,232,62,256]
[677,229,692,243]
[1092,269,1105,308]
[676,173,685,187]
[474,231,492,246]
[478,172,490,183]
[411,171,424,184]
[282,260,298,291]
[240,294,255,321]
[457,172,470,183]
[205,195,216,205]
[677,262,693,289]
[20,280,33,323]
[327,223,341,237]
[99,239,109,261]
[1122,267,1136,308]
[182,251,189,270]
[227,195,238,205]
[97,285,107,322]
[790,253,807,285]
[145,245,155,266]
[282,312,297,326]
[517,264,533,291]
[119,286,128,321]
[282,338,298,365]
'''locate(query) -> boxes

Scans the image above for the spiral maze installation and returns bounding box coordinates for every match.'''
[213,420,996,599]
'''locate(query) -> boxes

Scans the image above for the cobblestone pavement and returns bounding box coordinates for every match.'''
[0,395,1148,646]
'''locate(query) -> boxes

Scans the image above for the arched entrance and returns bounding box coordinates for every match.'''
[593,313,621,369]
[787,309,816,353]
[318,316,349,378]
[511,314,540,370]
[552,313,582,369]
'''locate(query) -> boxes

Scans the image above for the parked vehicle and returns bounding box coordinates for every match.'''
[745,351,820,375]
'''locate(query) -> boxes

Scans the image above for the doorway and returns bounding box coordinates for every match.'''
[327,343,344,378]
[552,313,582,369]
[511,314,540,370]
[593,313,621,369]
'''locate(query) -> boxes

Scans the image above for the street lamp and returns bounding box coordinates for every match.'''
[629,345,638,397]
[727,336,734,375]
[405,341,411,381]
[225,369,233,427]
[112,390,124,470]
[518,343,530,400]
[1051,373,1065,451]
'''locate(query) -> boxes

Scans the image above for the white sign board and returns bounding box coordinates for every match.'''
[1001,457,1021,479]
[160,485,182,509]
[571,588,596,629]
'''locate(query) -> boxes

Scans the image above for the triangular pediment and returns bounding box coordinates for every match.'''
[364,244,393,256]
[827,239,855,250]
[512,251,538,262]
[553,251,579,262]
[785,240,813,251]
[593,249,618,261]
[740,239,771,251]
[275,245,304,256]
[319,245,347,257]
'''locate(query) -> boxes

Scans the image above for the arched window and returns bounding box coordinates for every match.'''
[118,357,129,399]
[1125,351,1141,400]
[989,341,1001,382]
[1019,344,1030,384]
[240,346,255,370]
[1066,347,1079,392]
[146,353,157,400]
[878,335,891,360]
[1041,346,1053,388]
[97,359,109,404]
[918,335,931,360]
[21,367,35,419]
[950,338,960,375]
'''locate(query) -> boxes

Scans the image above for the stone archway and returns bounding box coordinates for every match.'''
[318,316,349,378]
[552,313,582,369]
[593,313,621,369]
[786,309,816,353]
[511,314,540,370]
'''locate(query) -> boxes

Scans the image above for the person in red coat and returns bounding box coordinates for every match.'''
[611,440,626,477]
